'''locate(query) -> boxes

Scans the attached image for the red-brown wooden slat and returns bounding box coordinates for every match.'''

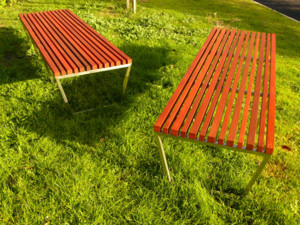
[42,11,93,71]
[246,33,266,150]
[189,30,246,140]
[266,34,276,154]
[226,32,256,147]
[23,13,67,76]
[19,14,60,76]
[199,30,240,141]
[218,31,251,145]
[179,29,229,138]
[27,13,73,75]
[32,12,79,74]
[207,31,246,143]
[237,33,260,148]
[45,11,98,69]
[39,12,89,71]
[53,10,108,68]
[162,28,224,134]
[65,9,131,64]
[36,12,85,73]
[161,28,222,134]
[257,33,271,152]
[171,29,229,135]
[44,11,98,70]
[64,10,123,66]
[56,10,110,68]
[171,29,233,136]
[154,28,218,132]
[61,10,121,67]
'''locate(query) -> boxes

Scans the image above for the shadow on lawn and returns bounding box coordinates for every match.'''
[22,43,173,146]
[0,27,41,85]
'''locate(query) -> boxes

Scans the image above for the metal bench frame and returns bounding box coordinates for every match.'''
[154,132,271,194]
[154,27,276,194]
[54,64,132,114]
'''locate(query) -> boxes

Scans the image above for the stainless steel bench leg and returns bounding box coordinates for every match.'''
[244,154,271,194]
[56,78,69,104]
[122,64,132,96]
[55,78,73,112]
[133,0,136,13]
[155,134,171,181]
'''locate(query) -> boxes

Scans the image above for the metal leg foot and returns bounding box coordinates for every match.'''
[56,78,73,113]
[122,65,132,96]
[56,78,69,104]
[155,134,171,181]
[244,154,271,194]
[48,72,54,83]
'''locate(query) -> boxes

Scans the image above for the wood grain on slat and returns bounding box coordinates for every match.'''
[161,28,222,134]
[199,30,240,141]
[59,10,115,66]
[257,33,270,152]
[43,11,96,70]
[237,33,260,148]
[246,33,266,150]
[266,34,276,154]
[36,12,85,73]
[207,31,246,143]
[32,12,78,74]
[226,32,256,147]
[28,13,73,74]
[62,10,122,66]
[52,10,106,68]
[164,28,227,135]
[218,31,251,145]
[39,11,90,72]
[163,28,225,134]
[171,29,233,137]
[19,14,60,76]
[65,9,131,64]
[23,13,67,76]
[154,28,218,132]
[56,10,110,68]
[47,10,100,69]
[187,29,231,139]
[45,11,97,69]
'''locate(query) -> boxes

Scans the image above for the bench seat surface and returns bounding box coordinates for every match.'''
[154,28,276,154]
[19,9,132,77]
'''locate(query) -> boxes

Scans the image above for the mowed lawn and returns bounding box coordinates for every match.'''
[0,0,299,224]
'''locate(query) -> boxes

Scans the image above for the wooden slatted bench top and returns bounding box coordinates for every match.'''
[154,27,276,154]
[19,9,132,77]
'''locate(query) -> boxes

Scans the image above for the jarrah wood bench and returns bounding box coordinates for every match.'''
[154,27,276,193]
[19,9,132,113]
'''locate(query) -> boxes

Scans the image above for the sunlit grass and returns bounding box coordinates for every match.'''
[0,0,299,224]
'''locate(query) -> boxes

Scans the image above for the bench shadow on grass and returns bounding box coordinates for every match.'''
[0,27,41,85]
[135,141,245,195]
[23,43,173,148]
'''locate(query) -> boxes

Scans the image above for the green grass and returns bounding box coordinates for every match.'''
[0,0,299,224]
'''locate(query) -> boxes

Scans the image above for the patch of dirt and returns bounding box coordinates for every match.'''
[265,161,289,180]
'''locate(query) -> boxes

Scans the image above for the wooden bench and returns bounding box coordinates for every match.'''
[19,9,132,113]
[154,27,276,193]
